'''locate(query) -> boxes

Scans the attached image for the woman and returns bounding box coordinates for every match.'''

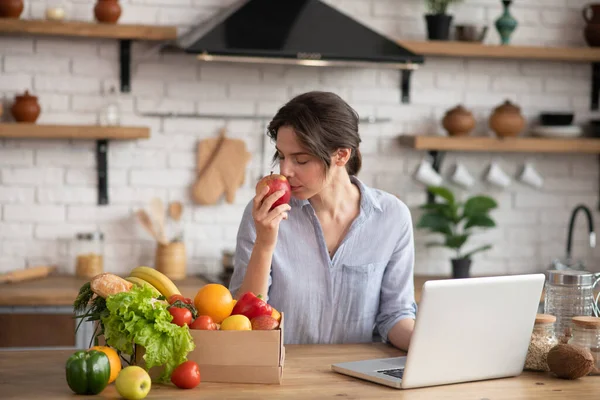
[228,91,416,351]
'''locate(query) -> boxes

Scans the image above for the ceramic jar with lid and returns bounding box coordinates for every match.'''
[442,105,476,136]
[524,314,558,372]
[568,316,600,375]
[489,99,525,138]
[94,0,122,24]
[11,91,41,123]
[0,0,24,18]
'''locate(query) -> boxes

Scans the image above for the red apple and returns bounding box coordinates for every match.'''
[250,315,280,330]
[256,172,291,211]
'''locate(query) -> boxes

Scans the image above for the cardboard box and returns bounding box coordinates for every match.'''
[136,313,285,384]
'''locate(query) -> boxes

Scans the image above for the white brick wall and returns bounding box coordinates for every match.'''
[1,0,600,278]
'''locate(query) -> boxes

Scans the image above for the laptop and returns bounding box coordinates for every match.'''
[331,274,545,389]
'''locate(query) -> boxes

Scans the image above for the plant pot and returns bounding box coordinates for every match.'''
[94,0,122,24]
[425,14,453,41]
[451,258,472,279]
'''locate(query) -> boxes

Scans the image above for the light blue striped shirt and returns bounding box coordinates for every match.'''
[229,176,417,345]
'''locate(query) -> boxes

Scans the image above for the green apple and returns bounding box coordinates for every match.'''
[115,366,151,400]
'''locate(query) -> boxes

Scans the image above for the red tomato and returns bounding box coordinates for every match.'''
[189,315,217,330]
[168,294,192,305]
[171,360,201,389]
[169,307,192,327]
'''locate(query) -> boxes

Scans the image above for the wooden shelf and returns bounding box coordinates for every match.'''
[399,135,600,154]
[397,40,600,62]
[0,123,150,140]
[0,18,177,40]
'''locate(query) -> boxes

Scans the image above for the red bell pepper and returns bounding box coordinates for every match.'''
[231,292,273,320]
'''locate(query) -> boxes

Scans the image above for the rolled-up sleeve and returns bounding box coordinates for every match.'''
[227,200,272,298]
[375,202,417,343]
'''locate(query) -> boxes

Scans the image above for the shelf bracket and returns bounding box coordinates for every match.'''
[592,62,600,111]
[426,150,445,204]
[120,39,132,93]
[400,69,413,104]
[96,139,109,206]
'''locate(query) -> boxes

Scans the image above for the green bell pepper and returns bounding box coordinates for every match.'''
[65,350,111,395]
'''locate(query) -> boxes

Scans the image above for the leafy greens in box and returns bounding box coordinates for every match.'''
[101,285,195,382]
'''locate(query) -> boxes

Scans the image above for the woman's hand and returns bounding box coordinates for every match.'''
[252,185,291,250]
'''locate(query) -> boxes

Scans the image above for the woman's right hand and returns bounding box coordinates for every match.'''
[252,185,291,250]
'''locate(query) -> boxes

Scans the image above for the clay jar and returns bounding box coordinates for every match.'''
[442,105,476,136]
[489,100,525,138]
[11,91,41,123]
[94,0,122,24]
[583,4,600,47]
[0,0,24,18]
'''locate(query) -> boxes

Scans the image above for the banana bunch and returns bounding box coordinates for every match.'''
[126,266,181,299]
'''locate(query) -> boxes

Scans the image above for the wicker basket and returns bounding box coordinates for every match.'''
[155,242,186,280]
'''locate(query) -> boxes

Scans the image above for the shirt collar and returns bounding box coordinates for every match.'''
[290,175,383,213]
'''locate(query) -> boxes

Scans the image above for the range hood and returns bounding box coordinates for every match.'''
[176,0,424,70]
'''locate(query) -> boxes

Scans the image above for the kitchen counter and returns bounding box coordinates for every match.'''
[0,274,545,307]
[0,275,211,306]
[1,343,598,399]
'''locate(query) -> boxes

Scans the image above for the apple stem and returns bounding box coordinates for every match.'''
[269,171,273,176]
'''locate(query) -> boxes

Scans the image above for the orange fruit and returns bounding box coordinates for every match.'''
[271,307,281,323]
[194,283,235,324]
[90,345,121,383]
[220,315,252,331]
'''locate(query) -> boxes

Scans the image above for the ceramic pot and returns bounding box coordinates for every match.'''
[94,0,121,24]
[489,99,525,138]
[451,258,471,279]
[425,14,453,41]
[11,91,41,123]
[583,4,600,47]
[495,0,518,45]
[442,105,476,136]
[0,0,24,18]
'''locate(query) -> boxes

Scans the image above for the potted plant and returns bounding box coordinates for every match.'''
[416,186,498,279]
[425,0,463,41]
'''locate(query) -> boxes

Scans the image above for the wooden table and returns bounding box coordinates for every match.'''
[0,343,597,399]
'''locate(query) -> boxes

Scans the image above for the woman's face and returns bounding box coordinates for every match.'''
[275,126,329,200]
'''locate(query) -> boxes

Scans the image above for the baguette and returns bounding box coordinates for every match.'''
[90,273,133,298]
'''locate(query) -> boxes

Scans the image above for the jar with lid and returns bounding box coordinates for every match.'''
[74,232,104,278]
[543,269,600,341]
[524,314,558,371]
[568,316,600,375]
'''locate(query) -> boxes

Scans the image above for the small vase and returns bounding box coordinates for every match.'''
[442,105,476,137]
[495,0,518,45]
[451,258,472,279]
[11,90,41,123]
[489,99,525,138]
[94,0,122,24]
[0,0,24,18]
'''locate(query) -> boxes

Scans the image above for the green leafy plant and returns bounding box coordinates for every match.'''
[416,186,498,259]
[426,0,463,14]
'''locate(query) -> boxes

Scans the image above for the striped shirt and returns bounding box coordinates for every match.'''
[229,176,417,345]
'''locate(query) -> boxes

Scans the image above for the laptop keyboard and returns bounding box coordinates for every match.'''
[377,368,404,379]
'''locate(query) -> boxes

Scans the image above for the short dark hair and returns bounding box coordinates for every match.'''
[267,91,362,176]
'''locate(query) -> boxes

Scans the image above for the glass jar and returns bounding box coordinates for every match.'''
[98,86,121,127]
[568,316,600,376]
[543,269,600,341]
[74,232,104,278]
[524,314,558,372]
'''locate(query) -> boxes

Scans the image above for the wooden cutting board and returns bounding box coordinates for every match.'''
[0,266,56,284]
[192,136,251,205]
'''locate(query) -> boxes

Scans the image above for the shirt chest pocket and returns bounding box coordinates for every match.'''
[334,262,386,324]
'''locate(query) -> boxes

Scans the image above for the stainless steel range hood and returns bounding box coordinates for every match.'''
[175,0,424,71]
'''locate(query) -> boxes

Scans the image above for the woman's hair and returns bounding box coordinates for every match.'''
[267,91,362,176]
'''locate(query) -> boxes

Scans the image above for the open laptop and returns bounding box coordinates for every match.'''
[331,274,545,389]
